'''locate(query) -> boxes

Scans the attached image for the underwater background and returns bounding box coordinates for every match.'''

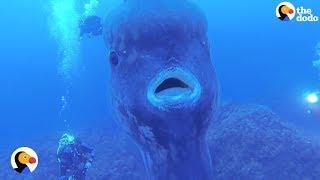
[0,0,320,179]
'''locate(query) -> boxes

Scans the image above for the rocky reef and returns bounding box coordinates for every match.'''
[1,104,320,179]
[209,104,320,179]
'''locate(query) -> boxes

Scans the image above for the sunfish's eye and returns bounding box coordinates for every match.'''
[109,50,119,66]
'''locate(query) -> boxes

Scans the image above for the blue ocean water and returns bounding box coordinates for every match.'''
[0,0,320,179]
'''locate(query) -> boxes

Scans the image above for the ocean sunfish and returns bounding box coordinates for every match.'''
[103,0,218,179]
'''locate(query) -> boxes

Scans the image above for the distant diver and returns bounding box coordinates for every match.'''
[278,5,294,21]
[57,133,94,180]
[79,15,102,38]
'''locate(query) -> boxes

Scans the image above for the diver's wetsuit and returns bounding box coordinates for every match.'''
[57,134,93,180]
[79,15,102,38]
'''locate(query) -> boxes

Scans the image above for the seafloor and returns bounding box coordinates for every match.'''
[1,104,320,180]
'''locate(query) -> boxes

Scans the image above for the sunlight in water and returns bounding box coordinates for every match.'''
[307,93,319,104]
[49,0,81,82]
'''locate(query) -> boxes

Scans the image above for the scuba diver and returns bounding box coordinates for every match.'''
[79,15,102,38]
[57,134,94,180]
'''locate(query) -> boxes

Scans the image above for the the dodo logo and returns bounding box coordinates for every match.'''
[276,2,295,21]
[11,147,38,174]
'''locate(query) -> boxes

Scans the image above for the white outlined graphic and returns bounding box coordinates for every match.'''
[11,147,38,173]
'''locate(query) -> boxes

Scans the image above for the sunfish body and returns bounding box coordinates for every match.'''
[103,0,218,179]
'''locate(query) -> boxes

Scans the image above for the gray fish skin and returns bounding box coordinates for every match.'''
[103,0,218,179]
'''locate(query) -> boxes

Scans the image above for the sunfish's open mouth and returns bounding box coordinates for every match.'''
[147,68,201,108]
